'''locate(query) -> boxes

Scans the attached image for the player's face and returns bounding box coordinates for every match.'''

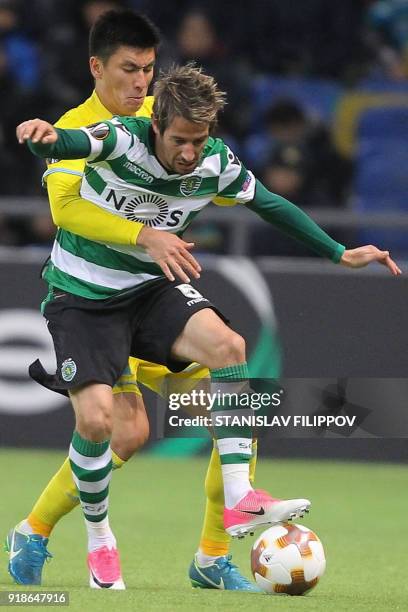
[152,116,210,175]
[90,45,155,115]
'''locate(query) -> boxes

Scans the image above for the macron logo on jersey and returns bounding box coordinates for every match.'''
[123,161,154,184]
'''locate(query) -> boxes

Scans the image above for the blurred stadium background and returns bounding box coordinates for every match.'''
[0,1,407,607]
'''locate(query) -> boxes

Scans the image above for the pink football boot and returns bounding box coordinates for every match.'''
[224,489,311,538]
[87,546,125,590]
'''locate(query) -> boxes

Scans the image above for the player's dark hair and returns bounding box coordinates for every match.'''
[89,10,160,61]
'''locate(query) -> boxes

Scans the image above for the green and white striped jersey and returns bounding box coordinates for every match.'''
[45,116,255,299]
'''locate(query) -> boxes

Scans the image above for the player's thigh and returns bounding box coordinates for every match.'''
[130,280,230,371]
[171,308,246,368]
[42,290,131,393]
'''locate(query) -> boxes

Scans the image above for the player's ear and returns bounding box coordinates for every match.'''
[90,56,103,80]
[151,115,160,136]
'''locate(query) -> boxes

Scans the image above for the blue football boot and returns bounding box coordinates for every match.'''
[5,524,52,585]
[189,554,262,592]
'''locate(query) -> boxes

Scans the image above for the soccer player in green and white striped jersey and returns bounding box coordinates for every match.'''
[39,110,259,299]
[18,64,401,589]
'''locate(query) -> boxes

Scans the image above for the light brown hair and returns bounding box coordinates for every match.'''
[153,63,226,133]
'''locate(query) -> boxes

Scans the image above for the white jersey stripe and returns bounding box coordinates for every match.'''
[200,153,221,177]
[80,127,103,160]
[103,241,158,262]
[51,242,159,289]
[104,125,133,160]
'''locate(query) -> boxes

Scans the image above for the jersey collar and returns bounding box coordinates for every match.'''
[88,90,143,120]
[88,91,115,119]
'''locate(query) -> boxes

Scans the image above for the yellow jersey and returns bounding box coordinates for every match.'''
[44,91,154,183]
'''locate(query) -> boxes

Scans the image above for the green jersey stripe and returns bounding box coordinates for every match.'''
[45,248,162,300]
[118,116,153,153]
[84,167,107,195]
[92,124,117,162]
[43,264,119,299]
[56,229,162,276]
[49,242,161,290]
[106,156,220,196]
[219,142,229,173]
[177,208,204,232]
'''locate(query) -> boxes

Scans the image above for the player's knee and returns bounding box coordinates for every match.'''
[78,413,113,440]
[75,398,113,440]
[211,331,246,368]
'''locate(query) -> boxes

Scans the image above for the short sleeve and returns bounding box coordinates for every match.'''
[80,119,132,163]
[213,144,256,206]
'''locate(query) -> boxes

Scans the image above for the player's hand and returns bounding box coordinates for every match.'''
[16,119,58,145]
[137,225,201,283]
[340,245,402,276]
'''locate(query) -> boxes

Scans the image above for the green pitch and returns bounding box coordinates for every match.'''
[0,449,407,611]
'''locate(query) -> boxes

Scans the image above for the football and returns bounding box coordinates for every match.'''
[251,523,326,595]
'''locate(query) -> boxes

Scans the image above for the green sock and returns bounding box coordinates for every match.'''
[210,362,252,465]
[69,431,112,523]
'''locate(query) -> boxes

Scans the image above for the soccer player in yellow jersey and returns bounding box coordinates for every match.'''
[7,10,260,591]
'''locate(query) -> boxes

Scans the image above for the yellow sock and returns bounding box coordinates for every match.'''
[249,440,258,483]
[27,451,125,537]
[199,440,258,556]
[111,450,125,470]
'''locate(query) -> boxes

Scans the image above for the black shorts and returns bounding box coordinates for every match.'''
[29,279,227,396]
